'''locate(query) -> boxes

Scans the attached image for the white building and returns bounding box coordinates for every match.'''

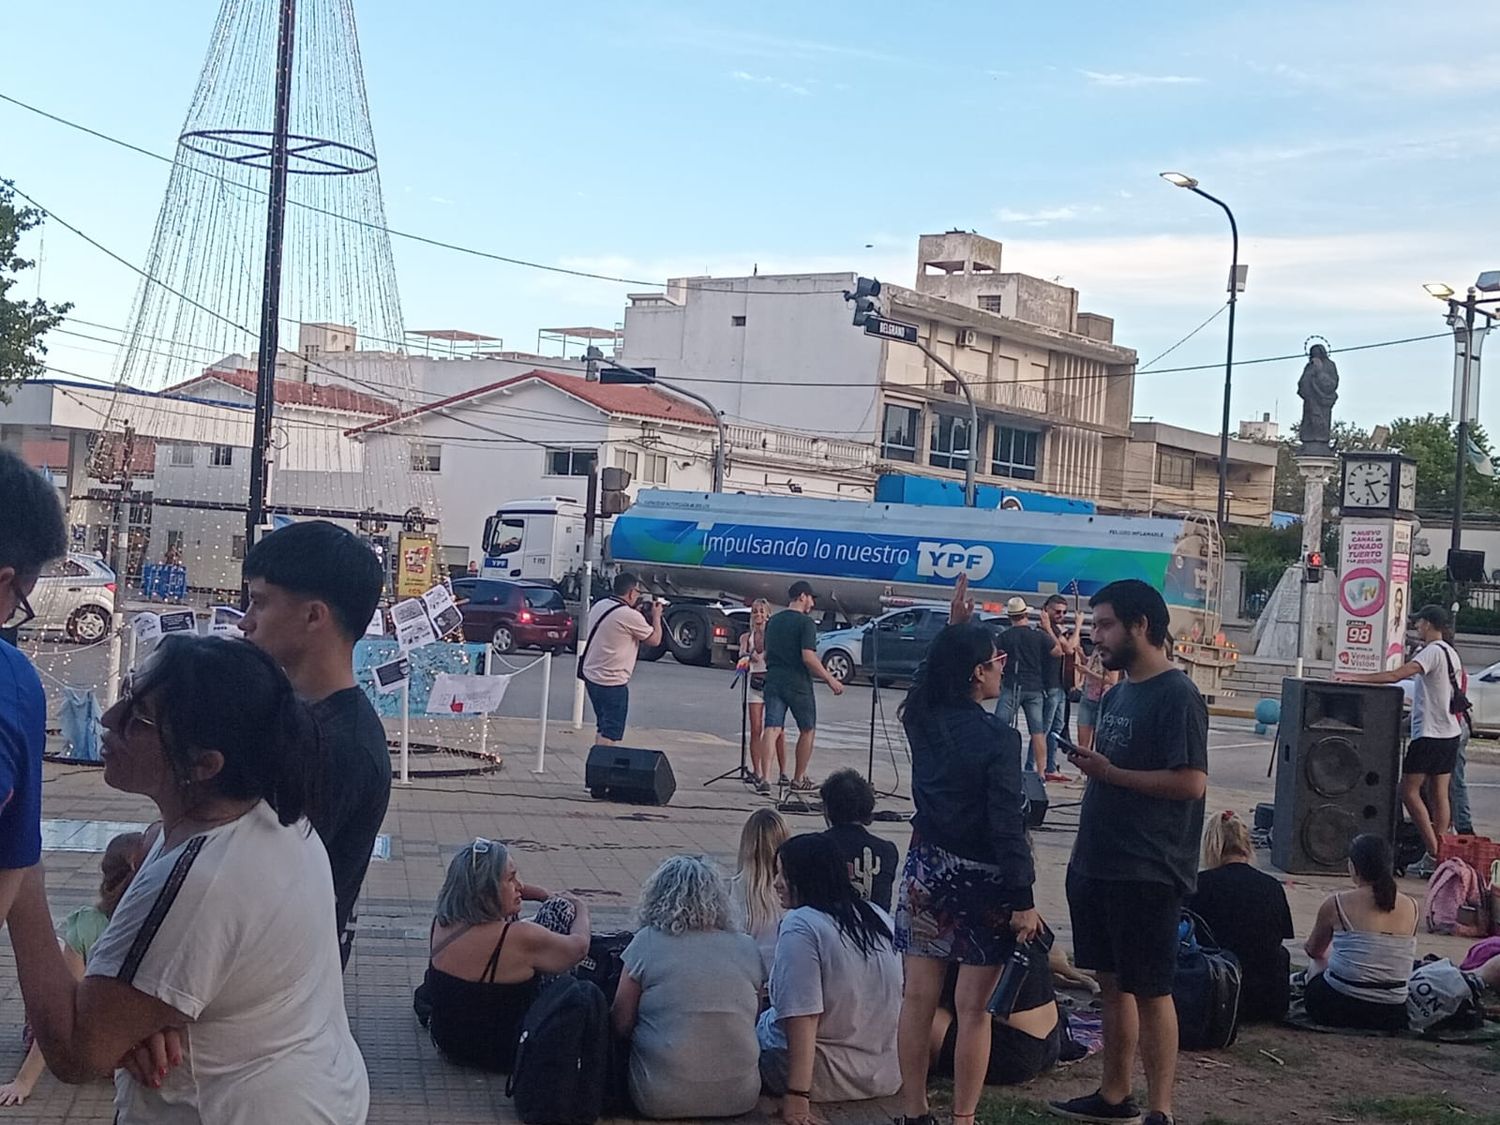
[619,231,1138,507]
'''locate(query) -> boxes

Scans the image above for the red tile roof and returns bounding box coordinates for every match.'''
[344,368,717,436]
[165,369,396,417]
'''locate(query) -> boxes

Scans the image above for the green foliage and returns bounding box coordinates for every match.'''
[1228,523,1302,609]
[1272,421,1375,513]
[1409,566,1450,613]
[1344,1094,1500,1124]
[0,180,72,403]
[1389,413,1499,514]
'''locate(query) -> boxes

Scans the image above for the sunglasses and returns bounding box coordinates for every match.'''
[471,836,493,870]
[118,672,160,735]
[2,591,34,632]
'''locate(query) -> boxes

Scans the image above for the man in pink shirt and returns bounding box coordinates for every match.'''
[579,572,664,744]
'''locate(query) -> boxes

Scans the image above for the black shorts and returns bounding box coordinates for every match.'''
[1065,869,1181,998]
[1404,736,1460,776]
[1303,972,1408,1032]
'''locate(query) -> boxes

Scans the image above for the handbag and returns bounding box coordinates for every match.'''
[749,672,766,692]
[1437,643,1472,718]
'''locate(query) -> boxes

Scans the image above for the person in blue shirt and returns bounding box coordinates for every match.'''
[0,448,68,917]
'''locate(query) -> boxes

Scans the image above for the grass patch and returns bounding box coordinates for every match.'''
[974,1094,1053,1125]
[1344,1094,1500,1125]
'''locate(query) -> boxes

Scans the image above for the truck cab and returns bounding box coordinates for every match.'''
[481,498,590,593]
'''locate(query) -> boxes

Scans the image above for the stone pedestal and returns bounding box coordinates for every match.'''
[1295,456,1337,663]
[1250,456,1339,662]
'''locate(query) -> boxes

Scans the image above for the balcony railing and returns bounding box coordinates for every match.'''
[726,424,877,471]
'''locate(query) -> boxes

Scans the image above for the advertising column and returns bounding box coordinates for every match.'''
[1333,518,1412,675]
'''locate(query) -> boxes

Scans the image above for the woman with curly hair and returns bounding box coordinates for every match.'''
[612,855,764,1118]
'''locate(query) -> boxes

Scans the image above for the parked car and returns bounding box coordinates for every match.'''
[451,578,576,655]
[1467,659,1500,736]
[21,553,116,644]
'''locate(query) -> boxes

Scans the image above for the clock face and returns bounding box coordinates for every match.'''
[1397,461,1417,512]
[1344,460,1393,509]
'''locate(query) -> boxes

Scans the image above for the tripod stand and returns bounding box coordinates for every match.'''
[705,666,756,787]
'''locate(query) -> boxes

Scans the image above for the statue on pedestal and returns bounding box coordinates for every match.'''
[1297,343,1340,455]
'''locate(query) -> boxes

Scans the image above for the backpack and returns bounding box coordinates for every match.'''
[573,930,633,1005]
[505,976,610,1124]
[1172,910,1243,1050]
[1424,858,1488,939]
[1407,958,1485,1032]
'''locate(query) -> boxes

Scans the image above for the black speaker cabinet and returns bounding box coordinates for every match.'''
[1271,679,1403,874]
[1023,771,1049,828]
[585,745,677,806]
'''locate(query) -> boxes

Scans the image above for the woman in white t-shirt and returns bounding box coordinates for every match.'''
[6,635,369,1124]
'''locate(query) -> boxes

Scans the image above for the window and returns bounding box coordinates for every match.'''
[487,518,523,555]
[523,587,566,611]
[731,315,747,327]
[979,295,1004,314]
[165,530,184,559]
[545,448,596,477]
[1157,449,1195,489]
[42,558,88,579]
[170,444,194,467]
[231,534,246,561]
[210,445,234,467]
[614,449,639,477]
[881,404,920,462]
[929,413,973,471]
[992,425,1039,481]
[410,442,442,473]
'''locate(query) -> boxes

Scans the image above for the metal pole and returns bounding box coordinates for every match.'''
[1295,567,1306,678]
[534,651,552,773]
[572,469,599,731]
[1184,186,1239,529]
[915,342,979,506]
[1453,293,1477,553]
[652,377,725,491]
[245,0,297,551]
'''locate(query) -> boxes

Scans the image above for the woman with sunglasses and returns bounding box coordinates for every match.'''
[5,634,369,1124]
[417,837,590,1073]
[891,596,1042,1125]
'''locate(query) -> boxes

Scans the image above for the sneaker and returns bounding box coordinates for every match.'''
[1408,853,1438,879]
[1044,771,1073,783]
[778,773,790,787]
[756,777,772,795]
[1048,1091,1143,1124]
[1142,1114,1174,1125]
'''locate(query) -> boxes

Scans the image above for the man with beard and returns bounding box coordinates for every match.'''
[1049,580,1207,1125]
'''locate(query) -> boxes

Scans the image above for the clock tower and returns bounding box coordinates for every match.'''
[1334,452,1417,675]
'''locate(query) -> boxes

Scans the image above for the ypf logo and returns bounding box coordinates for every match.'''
[916,542,995,582]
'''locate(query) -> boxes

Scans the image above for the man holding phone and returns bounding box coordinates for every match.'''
[1049,580,1207,1125]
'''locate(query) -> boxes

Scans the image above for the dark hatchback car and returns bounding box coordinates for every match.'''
[451,578,576,654]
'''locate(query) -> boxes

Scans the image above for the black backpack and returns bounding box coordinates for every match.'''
[574,930,633,1005]
[1172,910,1242,1050]
[505,976,610,1124]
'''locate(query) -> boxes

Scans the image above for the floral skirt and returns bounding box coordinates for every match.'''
[894,831,1019,965]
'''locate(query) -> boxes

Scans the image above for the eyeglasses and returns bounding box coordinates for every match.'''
[2,592,34,631]
[119,673,159,734]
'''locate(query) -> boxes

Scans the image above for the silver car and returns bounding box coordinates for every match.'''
[24,553,116,644]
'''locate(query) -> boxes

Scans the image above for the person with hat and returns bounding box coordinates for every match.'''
[757,581,844,795]
[996,597,1062,779]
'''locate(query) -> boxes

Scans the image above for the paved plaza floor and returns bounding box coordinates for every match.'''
[0,710,1495,1123]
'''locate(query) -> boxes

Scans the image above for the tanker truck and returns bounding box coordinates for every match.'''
[481,489,1236,697]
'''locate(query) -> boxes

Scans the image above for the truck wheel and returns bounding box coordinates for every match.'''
[822,649,855,685]
[667,610,712,666]
[638,640,667,662]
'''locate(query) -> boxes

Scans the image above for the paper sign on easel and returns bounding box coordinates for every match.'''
[427,672,512,715]
[159,610,196,635]
[421,584,464,639]
[209,606,244,636]
[133,613,163,645]
[372,656,411,695]
[391,597,437,651]
[365,609,386,637]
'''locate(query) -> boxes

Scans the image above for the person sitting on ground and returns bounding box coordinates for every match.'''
[418,837,590,1073]
[928,937,1063,1089]
[757,833,902,1125]
[0,831,144,1107]
[612,855,764,1118]
[6,636,370,1122]
[729,807,789,978]
[820,769,900,913]
[1184,810,1294,1024]
[1303,833,1418,1032]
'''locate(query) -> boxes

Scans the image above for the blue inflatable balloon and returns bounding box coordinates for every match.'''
[1254,697,1281,726]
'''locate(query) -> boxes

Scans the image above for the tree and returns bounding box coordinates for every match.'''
[1387,413,1499,515]
[1271,420,1374,514]
[0,180,71,402]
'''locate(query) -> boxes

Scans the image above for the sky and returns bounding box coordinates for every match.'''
[6,0,1500,439]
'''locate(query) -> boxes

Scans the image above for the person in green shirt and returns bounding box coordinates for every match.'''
[755,581,843,795]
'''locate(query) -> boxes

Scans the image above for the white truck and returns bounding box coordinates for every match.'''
[482,490,1238,695]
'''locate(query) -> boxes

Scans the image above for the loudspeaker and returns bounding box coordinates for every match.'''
[1023,771,1049,828]
[585,745,677,806]
[1448,548,1486,583]
[1271,679,1403,874]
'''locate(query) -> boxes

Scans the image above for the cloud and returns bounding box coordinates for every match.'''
[997,206,1083,225]
[1081,70,1203,87]
[729,71,811,96]
[665,24,905,66]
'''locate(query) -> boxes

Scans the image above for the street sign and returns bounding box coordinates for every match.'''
[864,316,919,345]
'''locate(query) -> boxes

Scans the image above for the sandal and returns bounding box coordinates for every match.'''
[790,777,816,791]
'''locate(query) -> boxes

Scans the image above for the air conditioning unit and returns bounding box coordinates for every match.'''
[956,328,979,348]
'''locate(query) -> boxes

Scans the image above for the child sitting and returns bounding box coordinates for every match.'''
[820,769,900,913]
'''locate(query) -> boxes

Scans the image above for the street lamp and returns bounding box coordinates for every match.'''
[1161,171,1242,528]
[584,347,727,492]
[1423,277,1500,555]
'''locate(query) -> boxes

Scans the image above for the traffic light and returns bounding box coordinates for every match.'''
[600,466,633,516]
[1303,550,1323,584]
[844,277,881,326]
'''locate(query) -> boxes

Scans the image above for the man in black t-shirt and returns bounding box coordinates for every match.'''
[819,769,900,912]
[759,581,843,793]
[1049,580,1208,1125]
[241,521,391,970]
[996,598,1061,777]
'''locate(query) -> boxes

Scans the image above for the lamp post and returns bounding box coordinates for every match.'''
[585,348,727,492]
[1422,279,1500,554]
[1161,172,1242,529]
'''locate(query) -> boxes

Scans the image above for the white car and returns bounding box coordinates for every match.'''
[1467,659,1500,735]
[23,553,116,644]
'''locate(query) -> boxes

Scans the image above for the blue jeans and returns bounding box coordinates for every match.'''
[584,679,629,741]
[1038,687,1067,774]
[1452,723,1474,835]
[998,685,1046,738]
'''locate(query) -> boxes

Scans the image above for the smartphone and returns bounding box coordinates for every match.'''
[1057,736,1084,758]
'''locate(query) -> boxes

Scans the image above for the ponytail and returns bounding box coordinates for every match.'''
[1201,809,1252,869]
[1349,833,1398,912]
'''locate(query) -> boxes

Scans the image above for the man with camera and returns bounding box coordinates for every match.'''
[579,571,664,745]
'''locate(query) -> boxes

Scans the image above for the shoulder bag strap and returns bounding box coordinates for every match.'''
[577,600,629,681]
[1436,643,1469,710]
[430,920,472,959]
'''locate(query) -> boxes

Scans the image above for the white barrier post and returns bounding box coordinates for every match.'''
[399,680,411,785]
[571,560,593,731]
[124,622,138,679]
[534,651,552,773]
[478,649,491,759]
